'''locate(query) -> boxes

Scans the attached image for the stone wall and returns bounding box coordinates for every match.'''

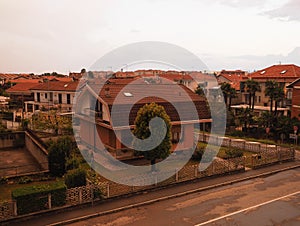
[24,131,49,171]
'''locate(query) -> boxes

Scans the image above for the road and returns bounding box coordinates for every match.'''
[68,168,300,226]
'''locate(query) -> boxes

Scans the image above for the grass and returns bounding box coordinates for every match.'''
[0,179,63,202]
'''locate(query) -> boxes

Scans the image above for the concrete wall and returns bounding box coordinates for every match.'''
[24,131,49,171]
[0,132,25,149]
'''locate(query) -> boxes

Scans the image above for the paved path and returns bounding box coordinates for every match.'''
[5,159,300,226]
[0,148,40,177]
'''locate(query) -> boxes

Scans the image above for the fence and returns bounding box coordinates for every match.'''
[99,157,245,198]
[0,201,16,220]
[199,133,296,154]
[251,147,295,169]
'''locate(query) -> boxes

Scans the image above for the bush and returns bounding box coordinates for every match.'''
[18,176,33,184]
[66,157,80,171]
[12,182,66,215]
[0,176,8,184]
[192,143,216,163]
[229,130,245,137]
[64,168,87,189]
[225,148,244,158]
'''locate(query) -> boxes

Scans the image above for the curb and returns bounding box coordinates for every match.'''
[48,164,300,226]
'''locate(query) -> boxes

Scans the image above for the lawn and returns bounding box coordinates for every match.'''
[0,179,63,202]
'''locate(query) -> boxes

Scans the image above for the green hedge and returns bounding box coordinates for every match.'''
[11,181,66,215]
[65,168,87,189]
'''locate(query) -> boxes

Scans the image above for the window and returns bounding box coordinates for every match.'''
[124,92,133,97]
[67,94,71,104]
[37,93,40,102]
[45,93,48,99]
[58,93,62,104]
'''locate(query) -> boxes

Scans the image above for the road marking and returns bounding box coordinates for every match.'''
[194,190,300,226]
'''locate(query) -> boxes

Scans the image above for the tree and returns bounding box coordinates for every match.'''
[265,80,277,114]
[133,103,172,171]
[221,83,237,109]
[237,107,253,132]
[245,79,261,110]
[195,86,205,97]
[274,85,285,116]
[48,136,73,176]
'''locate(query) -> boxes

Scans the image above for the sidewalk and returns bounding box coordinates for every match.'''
[4,158,300,226]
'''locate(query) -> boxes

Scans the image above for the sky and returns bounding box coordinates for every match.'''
[0,0,300,73]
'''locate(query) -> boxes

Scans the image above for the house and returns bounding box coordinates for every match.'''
[286,78,300,120]
[217,70,247,91]
[6,83,39,110]
[236,64,300,116]
[25,81,79,113]
[74,78,212,160]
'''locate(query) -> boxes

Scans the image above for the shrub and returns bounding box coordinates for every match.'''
[18,176,33,184]
[225,148,244,158]
[12,182,66,215]
[0,176,8,185]
[64,168,87,189]
[66,157,80,171]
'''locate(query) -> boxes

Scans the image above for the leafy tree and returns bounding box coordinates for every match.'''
[133,103,172,171]
[245,79,261,110]
[195,86,205,97]
[48,136,73,176]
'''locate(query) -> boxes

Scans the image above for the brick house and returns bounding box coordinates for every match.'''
[74,78,211,159]
[287,78,300,120]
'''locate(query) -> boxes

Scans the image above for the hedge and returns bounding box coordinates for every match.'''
[65,168,87,189]
[11,181,66,215]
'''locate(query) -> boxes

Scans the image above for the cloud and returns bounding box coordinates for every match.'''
[202,47,300,71]
[264,0,300,21]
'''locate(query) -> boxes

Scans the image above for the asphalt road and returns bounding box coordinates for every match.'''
[69,168,300,226]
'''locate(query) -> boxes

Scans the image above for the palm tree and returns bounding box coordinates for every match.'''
[221,83,237,109]
[228,87,237,110]
[265,80,283,114]
[237,107,253,132]
[274,85,285,116]
[245,79,261,111]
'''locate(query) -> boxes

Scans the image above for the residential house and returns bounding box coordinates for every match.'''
[6,83,39,110]
[26,81,79,113]
[286,78,300,120]
[237,64,300,116]
[74,78,211,160]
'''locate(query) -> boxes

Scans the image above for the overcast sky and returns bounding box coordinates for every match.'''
[0,0,299,73]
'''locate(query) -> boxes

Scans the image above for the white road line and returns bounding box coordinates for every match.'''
[194,190,300,226]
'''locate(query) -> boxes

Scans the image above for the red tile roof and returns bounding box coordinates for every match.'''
[30,81,79,92]
[6,83,40,94]
[217,70,247,91]
[9,78,41,84]
[248,64,300,82]
[87,80,211,126]
[42,76,73,82]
